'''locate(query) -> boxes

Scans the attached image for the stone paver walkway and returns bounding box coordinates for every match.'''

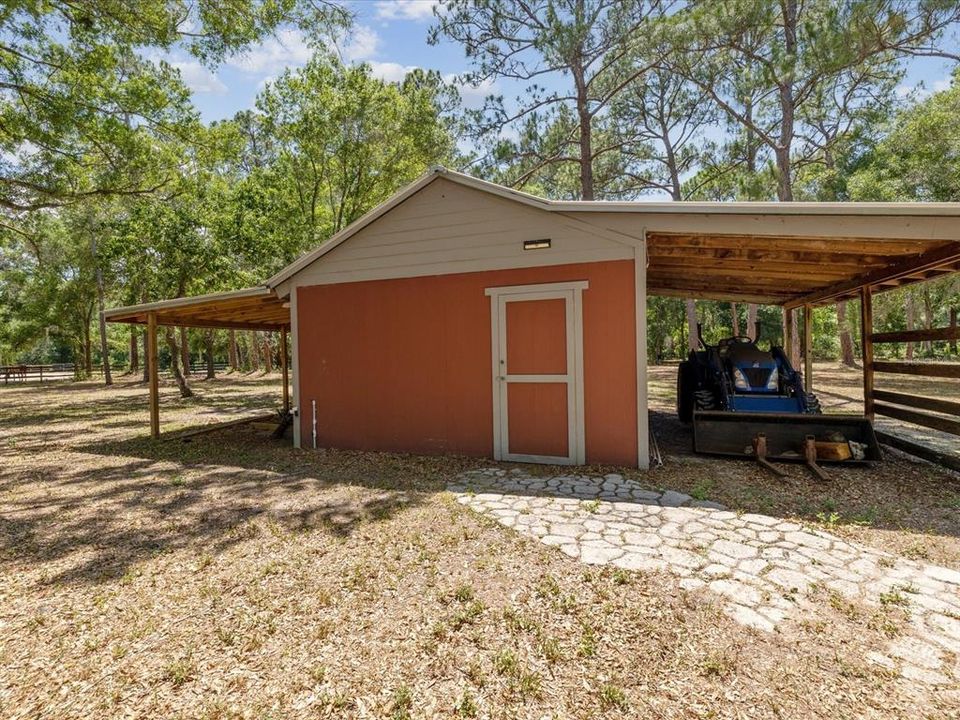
[449,468,960,686]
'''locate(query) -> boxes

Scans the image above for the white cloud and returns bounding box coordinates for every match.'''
[374,0,439,20]
[896,76,953,101]
[172,60,227,95]
[895,83,919,98]
[933,77,952,93]
[227,28,312,74]
[445,74,497,109]
[366,61,418,83]
[342,25,380,61]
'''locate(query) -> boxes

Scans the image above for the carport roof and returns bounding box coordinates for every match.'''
[263,167,960,307]
[103,286,289,331]
[645,232,960,307]
[105,168,960,322]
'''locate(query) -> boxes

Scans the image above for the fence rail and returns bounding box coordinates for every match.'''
[867,325,960,438]
[2,361,237,385]
[1,363,76,384]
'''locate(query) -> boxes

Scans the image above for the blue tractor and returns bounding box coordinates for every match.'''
[676,323,820,423]
[675,323,880,472]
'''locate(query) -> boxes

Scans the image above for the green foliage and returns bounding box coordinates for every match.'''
[242,58,456,263]
[0,0,349,213]
[848,70,960,203]
[1,13,460,366]
[431,0,671,200]
[1,1,958,370]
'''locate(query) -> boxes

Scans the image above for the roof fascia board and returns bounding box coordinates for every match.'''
[548,200,960,216]
[439,169,960,216]
[103,286,274,320]
[266,164,960,291]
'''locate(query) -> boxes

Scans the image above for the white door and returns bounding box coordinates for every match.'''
[486,281,587,465]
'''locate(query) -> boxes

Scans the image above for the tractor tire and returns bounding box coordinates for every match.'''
[677,360,697,423]
[694,389,718,411]
[804,392,822,414]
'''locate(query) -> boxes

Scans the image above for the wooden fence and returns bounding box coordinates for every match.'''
[864,313,960,439]
[1,363,76,384]
[2,361,235,385]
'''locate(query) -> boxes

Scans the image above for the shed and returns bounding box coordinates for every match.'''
[105,167,960,469]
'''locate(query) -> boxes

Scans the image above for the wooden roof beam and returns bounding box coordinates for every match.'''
[648,287,789,304]
[110,317,287,331]
[646,233,950,256]
[647,245,894,267]
[784,241,960,309]
[648,260,853,281]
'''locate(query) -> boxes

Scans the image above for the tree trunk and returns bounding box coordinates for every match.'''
[205,330,216,379]
[950,307,958,355]
[747,304,758,340]
[228,329,238,371]
[142,327,149,382]
[263,334,274,373]
[782,308,799,366]
[572,64,594,200]
[180,326,191,375]
[905,293,915,360]
[164,327,194,398]
[83,321,93,376]
[250,331,261,371]
[129,327,139,374]
[922,287,934,355]
[686,299,698,352]
[93,238,112,386]
[774,147,793,202]
[731,302,740,336]
[837,300,856,367]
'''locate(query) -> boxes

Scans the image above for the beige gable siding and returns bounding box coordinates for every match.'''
[277,178,635,292]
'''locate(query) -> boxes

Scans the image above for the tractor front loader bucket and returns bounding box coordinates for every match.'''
[693,411,882,464]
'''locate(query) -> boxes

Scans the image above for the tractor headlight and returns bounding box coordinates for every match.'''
[733,367,749,390]
[766,369,779,390]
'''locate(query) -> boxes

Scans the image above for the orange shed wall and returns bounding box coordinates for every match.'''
[296,260,638,466]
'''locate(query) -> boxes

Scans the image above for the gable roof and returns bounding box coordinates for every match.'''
[269,166,960,283]
[264,167,551,290]
[262,166,960,306]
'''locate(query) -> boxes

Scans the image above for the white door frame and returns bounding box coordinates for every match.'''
[485,281,588,465]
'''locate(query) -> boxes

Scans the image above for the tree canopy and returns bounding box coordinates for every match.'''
[0,0,958,376]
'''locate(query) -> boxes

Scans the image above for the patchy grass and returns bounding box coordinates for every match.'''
[0,374,956,717]
[645,363,960,568]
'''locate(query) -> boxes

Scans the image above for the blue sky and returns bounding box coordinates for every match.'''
[172,1,490,123]
[169,0,957,125]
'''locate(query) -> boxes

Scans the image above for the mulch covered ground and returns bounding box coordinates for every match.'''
[1,373,958,718]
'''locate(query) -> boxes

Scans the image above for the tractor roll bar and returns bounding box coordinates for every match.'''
[695,320,762,348]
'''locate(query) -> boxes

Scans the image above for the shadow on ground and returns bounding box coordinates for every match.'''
[4,371,960,587]
[0,378,481,587]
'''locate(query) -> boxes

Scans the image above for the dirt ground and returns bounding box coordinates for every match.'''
[647,362,960,570]
[2,371,959,718]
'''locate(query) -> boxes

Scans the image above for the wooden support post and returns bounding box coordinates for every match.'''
[860,286,874,421]
[803,303,813,393]
[147,311,160,439]
[280,326,290,412]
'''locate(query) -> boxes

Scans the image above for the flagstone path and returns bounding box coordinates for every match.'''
[449,467,960,686]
